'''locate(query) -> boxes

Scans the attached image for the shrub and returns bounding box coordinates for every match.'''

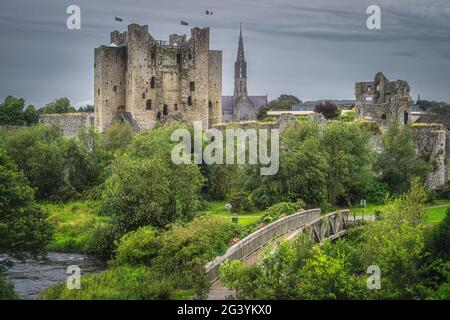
[41,266,174,300]
[0,273,18,300]
[113,215,241,291]
[259,202,301,224]
[113,226,159,266]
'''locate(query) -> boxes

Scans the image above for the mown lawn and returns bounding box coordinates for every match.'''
[41,200,110,253]
[349,199,449,225]
[204,200,262,226]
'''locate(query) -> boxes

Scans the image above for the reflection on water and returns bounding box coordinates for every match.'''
[2,252,106,300]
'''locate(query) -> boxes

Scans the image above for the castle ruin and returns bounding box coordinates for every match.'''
[94,24,222,132]
[355,72,411,128]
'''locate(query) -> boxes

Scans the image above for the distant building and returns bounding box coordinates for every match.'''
[292,100,355,112]
[222,25,268,122]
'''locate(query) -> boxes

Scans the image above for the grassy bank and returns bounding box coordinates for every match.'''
[204,200,262,226]
[42,200,110,253]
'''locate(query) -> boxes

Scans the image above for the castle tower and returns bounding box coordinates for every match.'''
[94,23,222,132]
[234,24,248,97]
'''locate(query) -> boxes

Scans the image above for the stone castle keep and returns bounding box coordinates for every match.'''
[94,23,222,132]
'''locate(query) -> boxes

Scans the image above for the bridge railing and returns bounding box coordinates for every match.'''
[205,208,321,283]
[305,210,349,243]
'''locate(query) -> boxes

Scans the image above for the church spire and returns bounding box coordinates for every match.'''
[234,23,248,97]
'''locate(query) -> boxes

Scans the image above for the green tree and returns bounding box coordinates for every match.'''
[375,123,430,194]
[314,101,341,120]
[361,178,429,299]
[0,148,52,299]
[322,122,373,206]
[257,95,301,120]
[40,97,76,114]
[0,96,26,126]
[23,105,38,125]
[102,123,204,236]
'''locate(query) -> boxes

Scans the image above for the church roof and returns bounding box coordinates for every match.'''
[222,95,268,112]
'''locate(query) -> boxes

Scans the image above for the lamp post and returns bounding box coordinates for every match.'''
[225,203,232,220]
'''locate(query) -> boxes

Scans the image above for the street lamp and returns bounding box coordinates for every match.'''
[225,203,232,220]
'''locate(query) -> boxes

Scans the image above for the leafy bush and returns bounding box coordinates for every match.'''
[113,216,241,292]
[113,226,159,266]
[41,266,174,300]
[0,273,18,300]
[259,202,301,224]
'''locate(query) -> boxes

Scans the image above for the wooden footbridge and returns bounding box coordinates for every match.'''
[205,209,349,300]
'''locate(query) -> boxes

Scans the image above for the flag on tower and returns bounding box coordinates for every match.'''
[180,21,189,26]
[205,10,213,15]
[115,17,123,22]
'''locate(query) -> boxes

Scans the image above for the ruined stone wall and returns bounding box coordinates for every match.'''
[39,113,93,136]
[412,124,450,189]
[355,73,411,130]
[94,46,127,132]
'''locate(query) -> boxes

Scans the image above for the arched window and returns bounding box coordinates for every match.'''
[381,114,387,120]
[208,101,213,109]
[146,99,152,110]
[157,111,161,120]
[113,85,117,92]
[174,103,178,111]
[190,81,195,92]
[163,104,168,115]
[97,89,100,96]
[150,76,155,89]
[176,54,181,65]
[188,96,192,106]
[142,93,146,99]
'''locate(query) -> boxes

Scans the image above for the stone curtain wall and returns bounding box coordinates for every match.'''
[39,113,93,136]
[412,124,450,189]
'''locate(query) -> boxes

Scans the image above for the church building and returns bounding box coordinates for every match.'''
[222,25,268,121]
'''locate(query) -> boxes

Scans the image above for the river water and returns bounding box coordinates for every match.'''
[3,252,106,300]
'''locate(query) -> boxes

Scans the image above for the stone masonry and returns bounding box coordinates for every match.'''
[94,23,222,132]
[355,72,411,129]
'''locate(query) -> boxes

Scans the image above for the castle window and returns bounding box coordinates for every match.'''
[146,99,152,110]
[188,54,192,60]
[381,114,387,120]
[113,85,117,92]
[176,54,181,65]
[188,96,193,106]
[143,93,146,99]
[151,53,156,60]
[174,103,178,111]
[190,81,195,92]
[208,101,213,109]
[97,89,100,96]
[150,76,155,89]
[157,111,161,120]
[163,104,169,115]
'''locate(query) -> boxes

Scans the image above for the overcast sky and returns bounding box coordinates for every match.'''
[1,0,450,108]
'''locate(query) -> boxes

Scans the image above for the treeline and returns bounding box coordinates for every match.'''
[0,96,93,126]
